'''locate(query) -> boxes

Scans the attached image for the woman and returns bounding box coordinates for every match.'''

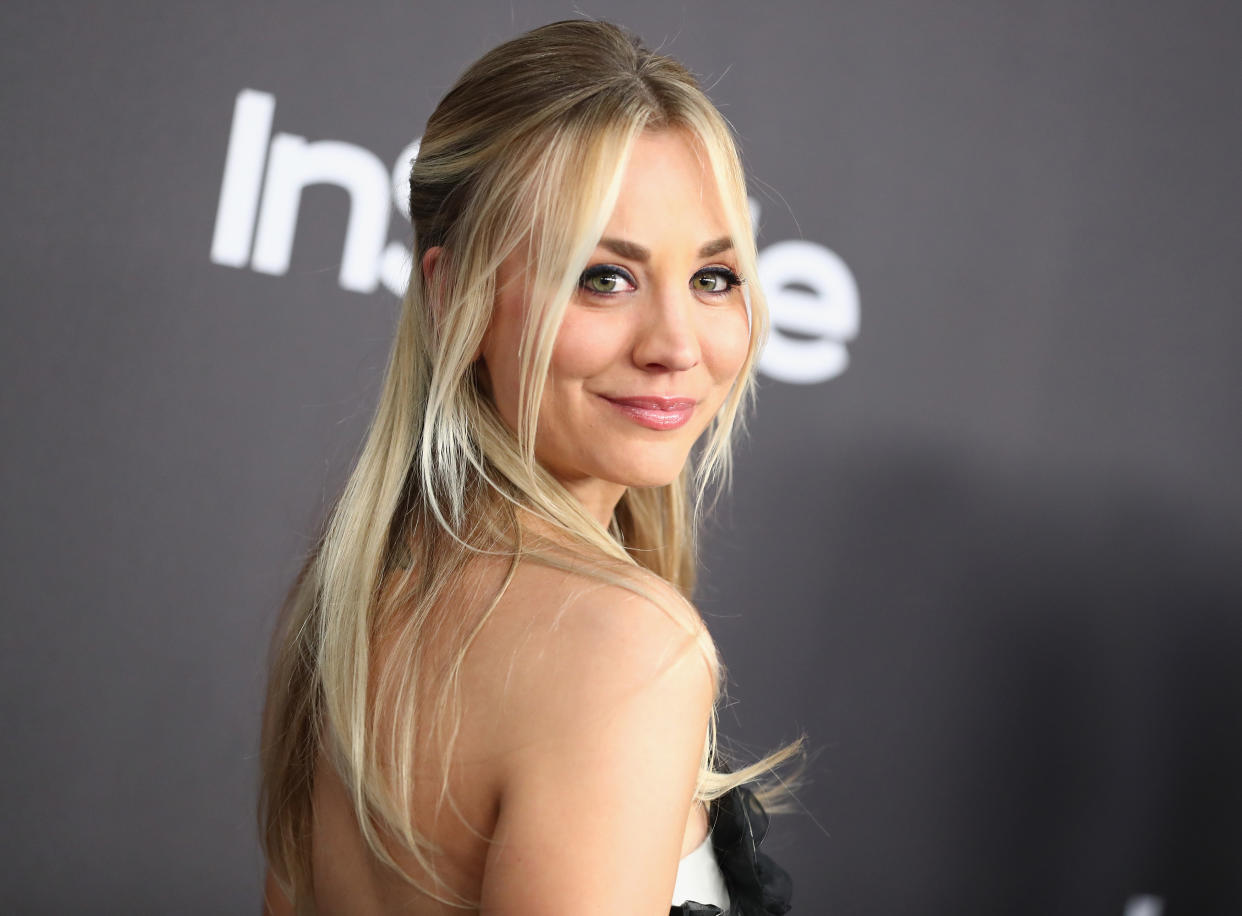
[261,20,801,915]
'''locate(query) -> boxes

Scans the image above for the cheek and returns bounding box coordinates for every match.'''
[480,300,528,425]
[548,310,626,381]
[702,309,752,383]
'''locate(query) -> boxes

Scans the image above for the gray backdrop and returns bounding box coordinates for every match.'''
[3,1,1240,913]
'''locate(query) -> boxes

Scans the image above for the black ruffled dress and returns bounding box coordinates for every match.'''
[670,785,793,916]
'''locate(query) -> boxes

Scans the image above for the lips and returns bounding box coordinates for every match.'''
[600,395,697,430]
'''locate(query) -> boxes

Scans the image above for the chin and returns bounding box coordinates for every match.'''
[623,474,683,491]
[608,455,692,490]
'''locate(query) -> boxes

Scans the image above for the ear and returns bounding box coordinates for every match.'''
[420,245,443,282]
[420,245,446,332]
[421,246,446,310]
[423,245,490,363]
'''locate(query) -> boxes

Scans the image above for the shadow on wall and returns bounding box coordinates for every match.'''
[714,439,1242,914]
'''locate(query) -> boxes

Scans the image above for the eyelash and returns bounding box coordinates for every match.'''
[577,264,745,297]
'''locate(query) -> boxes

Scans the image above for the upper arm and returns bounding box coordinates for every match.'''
[477,586,715,915]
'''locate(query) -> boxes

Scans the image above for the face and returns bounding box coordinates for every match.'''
[480,129,752,524]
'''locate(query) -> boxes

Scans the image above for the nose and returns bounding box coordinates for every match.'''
[632,287,701,373]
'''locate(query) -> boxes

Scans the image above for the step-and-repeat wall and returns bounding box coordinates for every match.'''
[4,1,1239,912]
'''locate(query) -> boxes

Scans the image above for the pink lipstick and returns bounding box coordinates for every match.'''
[601,396,697,430]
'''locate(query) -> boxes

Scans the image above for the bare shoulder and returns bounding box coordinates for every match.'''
[457,555,720,757]
[467,558,720,909]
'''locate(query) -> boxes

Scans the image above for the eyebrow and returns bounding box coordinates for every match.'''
[598,235,734,261]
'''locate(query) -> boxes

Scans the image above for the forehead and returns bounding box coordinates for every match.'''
[600,129,730,243]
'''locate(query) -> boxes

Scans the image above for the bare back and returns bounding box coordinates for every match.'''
[274,554,715,915]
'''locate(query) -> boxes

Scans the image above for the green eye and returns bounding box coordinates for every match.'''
[692,268,743,294]
[586,272,621,293]
[579,265,635,295]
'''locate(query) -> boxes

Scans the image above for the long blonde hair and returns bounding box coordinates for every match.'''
[261,19,802,908]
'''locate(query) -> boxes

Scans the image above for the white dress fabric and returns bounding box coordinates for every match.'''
[668,783,793,915]
[671,832,731,910]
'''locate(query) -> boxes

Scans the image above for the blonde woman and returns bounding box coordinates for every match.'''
[261,20,801,916]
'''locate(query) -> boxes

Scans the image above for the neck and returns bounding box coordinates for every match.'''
[561,478,628,528]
